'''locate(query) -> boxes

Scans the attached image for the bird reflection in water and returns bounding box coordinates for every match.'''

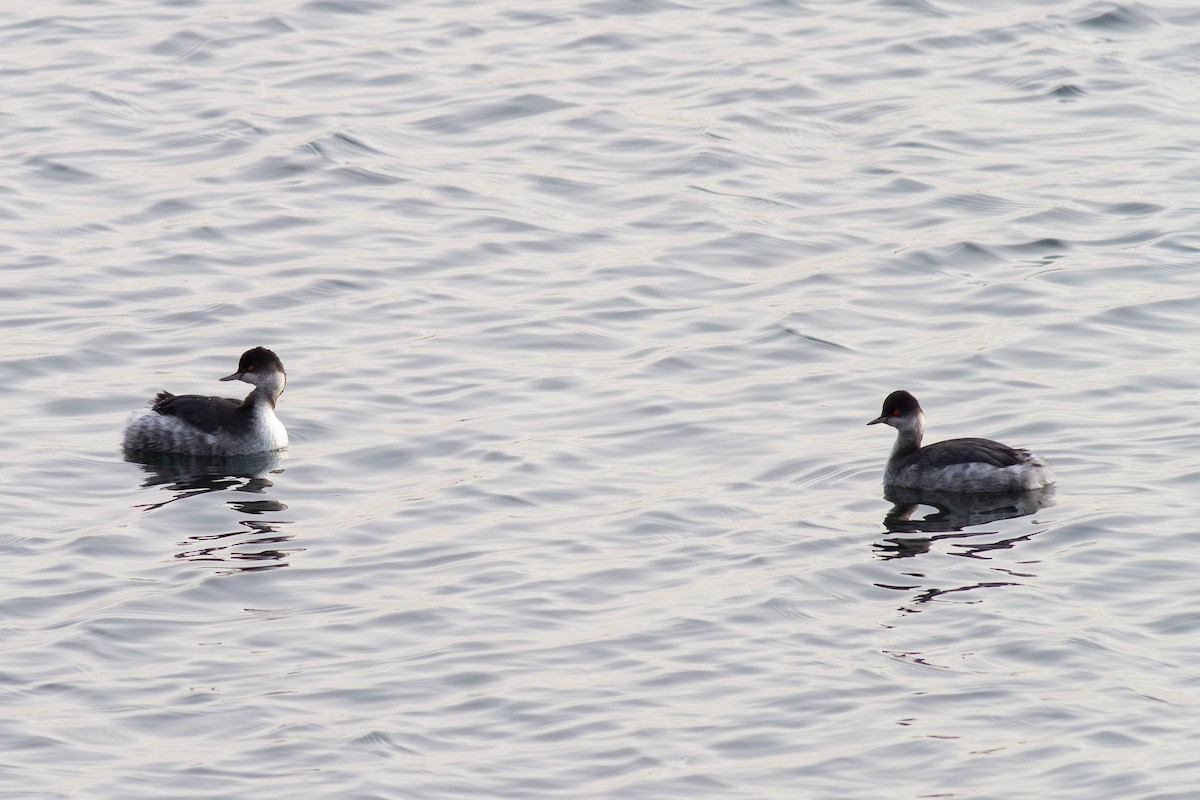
[872,485,1055,612]
[881,484,1055,537]
[125,450,299,573]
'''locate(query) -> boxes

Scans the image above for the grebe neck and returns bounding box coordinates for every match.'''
[890,412,925,461]
[246,372,285,410]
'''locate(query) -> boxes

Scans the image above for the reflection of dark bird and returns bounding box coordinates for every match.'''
[874,524,1045,562]
[873,484,1053,563]
[882,484,1055,534]
[176,519,298,574]
[126,450,286,511]
[125,451,296,573]
[868,390,1054,492]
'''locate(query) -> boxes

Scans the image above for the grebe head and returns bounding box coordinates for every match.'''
[219,346,286,392]
[867,389,923,433]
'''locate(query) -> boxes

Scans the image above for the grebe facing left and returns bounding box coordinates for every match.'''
[868,390,1053,493]
[123,347,288,456]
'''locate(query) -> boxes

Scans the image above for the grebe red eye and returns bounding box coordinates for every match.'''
[892,408,900,416]
[247,365,255,372]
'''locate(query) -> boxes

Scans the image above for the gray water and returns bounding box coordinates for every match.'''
[3,0,1199,797]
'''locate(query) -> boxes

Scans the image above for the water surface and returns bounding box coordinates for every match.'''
[3,1,1200,797]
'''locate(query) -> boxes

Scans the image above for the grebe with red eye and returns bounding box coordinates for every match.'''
[122,347,288,456]
[868,390,1053,492]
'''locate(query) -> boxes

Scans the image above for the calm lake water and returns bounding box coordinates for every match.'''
[3,0,1200,797]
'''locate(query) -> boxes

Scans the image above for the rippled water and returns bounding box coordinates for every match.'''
[3,0,1200,797]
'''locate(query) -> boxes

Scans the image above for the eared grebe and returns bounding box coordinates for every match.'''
[868,390,1053,492]
[122,347,288,456]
